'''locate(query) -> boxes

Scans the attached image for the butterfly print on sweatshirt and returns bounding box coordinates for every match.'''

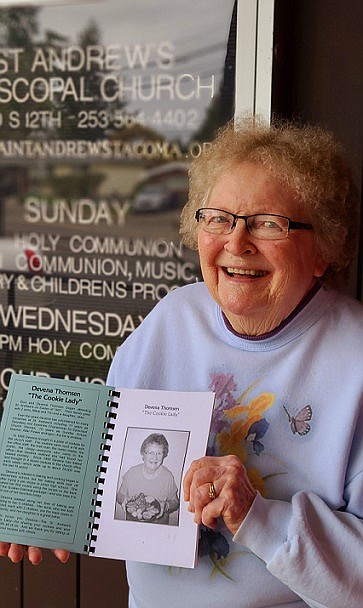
[283,404,312,435]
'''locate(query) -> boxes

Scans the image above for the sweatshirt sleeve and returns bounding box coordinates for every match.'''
[233,487,363,608]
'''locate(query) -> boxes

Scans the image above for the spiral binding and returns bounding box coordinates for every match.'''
[86,389,120,554]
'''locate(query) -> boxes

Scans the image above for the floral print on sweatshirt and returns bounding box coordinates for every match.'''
[198,372,277,579]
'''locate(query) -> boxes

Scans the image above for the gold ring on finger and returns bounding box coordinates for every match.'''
[208,482,216,501]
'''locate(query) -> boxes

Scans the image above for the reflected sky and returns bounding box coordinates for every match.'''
[38,0,233,45]
[36,0,236,139]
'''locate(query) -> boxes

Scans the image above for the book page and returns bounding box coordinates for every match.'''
[92,388,214,568]
[0,374,112,553]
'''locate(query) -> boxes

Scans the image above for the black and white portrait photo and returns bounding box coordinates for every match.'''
[114,428,189,526]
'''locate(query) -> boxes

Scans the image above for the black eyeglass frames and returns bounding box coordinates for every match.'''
[195,208,313,240]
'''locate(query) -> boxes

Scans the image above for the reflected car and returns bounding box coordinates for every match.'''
[0,238,42,274]
[132,163,190,213]
[132,184,174,212]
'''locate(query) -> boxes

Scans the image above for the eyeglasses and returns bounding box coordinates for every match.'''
[145,451,163,458]
[195,208,313,240]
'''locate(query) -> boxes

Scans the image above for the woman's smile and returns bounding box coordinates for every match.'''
[223,267,270,278]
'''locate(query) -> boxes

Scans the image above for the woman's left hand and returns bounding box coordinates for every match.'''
[0,542,70,565]
[183,455,257,535]
[156,500,168,518]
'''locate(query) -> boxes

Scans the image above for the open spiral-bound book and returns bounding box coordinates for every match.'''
[0,374,214,568]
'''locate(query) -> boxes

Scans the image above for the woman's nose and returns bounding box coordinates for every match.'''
[224,221,258,256]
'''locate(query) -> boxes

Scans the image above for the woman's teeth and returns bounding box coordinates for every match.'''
[225,268,268,277]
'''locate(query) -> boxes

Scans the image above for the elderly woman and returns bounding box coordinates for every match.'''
[1,117,362,608]
[116,432,179,524]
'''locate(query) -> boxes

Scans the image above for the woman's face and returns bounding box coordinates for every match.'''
[142,443,165,473]
[197,162,327,335]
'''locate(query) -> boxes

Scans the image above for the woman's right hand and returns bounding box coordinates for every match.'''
[184,455,257,534]
[0,542,70,565]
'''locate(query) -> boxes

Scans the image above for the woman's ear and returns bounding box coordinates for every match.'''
[313,250,329,278]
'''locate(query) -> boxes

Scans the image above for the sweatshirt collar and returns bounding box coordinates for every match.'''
[217,284,338,351]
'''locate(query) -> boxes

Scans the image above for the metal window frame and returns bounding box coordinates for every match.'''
[235,0,275,122]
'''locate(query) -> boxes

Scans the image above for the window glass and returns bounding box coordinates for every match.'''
[0,0,236,408]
